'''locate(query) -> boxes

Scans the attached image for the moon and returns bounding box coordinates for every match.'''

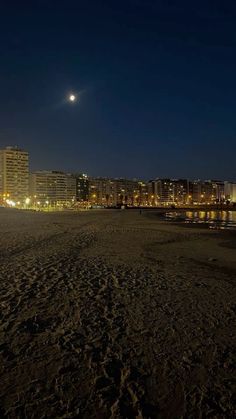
[69,94,76,102]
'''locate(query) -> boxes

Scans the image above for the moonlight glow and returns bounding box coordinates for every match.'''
[69,94,76,102]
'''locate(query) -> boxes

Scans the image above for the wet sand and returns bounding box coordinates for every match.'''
[0,209,235,418]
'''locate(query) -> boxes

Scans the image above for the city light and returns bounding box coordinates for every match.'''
[6,199,16,207]
[0,147,235,209]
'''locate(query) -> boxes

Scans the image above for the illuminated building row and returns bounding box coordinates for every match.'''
[82,178,236,207]
[147,179,227,206]
[0,146,236,207]
[88,178,149,207]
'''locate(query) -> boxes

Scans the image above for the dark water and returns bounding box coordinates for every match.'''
[164,210,236,230]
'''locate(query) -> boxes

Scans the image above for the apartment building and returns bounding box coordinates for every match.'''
[224,182,236,203]
[189,180,225,204]
[150,179,189,205]
[0,146,29,203]
[88,177,147,206]
[30,171,76,205]
[74,173,89,202]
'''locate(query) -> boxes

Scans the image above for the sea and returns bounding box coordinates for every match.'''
[164,210,236,230]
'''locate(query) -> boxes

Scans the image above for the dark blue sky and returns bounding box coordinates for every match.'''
[0,0,236,180]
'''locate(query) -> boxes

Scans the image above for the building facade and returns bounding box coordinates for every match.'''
[189,180,225,204]
[88,177,148,207]
[0,146,29,203]
[30,171,76,206]
[224,182,236,203]
[74,173,89,203]
[149,178,190,205]
[89,177,118,206]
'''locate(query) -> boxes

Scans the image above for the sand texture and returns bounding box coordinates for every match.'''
[0,209,235,418]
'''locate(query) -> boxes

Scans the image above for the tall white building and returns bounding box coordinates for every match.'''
[0,146,29,203]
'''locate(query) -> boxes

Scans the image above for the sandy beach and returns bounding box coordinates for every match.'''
[0,208,235,418]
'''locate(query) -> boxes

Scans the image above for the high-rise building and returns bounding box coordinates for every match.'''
[74,173,89,202]
[189,180,225,204]
[30,171,76,205]
[151,179,189,205]
[224,182,236,203]
[88,177,144,207]
[147,180,156,205]
[89,177,115,206]
[66,174,77,202]
[115,178,139,206]
[0,146,29,203]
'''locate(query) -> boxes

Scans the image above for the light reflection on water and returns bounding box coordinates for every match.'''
[165,211,236,230]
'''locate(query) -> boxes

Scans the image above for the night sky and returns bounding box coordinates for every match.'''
[0,1,236,180]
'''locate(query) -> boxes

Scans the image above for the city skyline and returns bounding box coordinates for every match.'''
[1,145,236,207]
[1,1,236,180]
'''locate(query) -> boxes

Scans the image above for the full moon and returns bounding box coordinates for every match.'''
[69,94,76,102]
